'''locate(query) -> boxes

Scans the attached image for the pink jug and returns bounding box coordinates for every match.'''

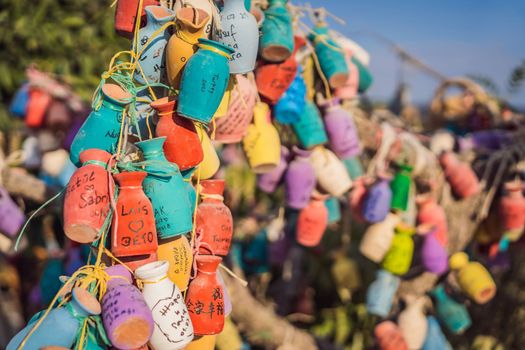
[440,152,480,198]
[416,194,448,247]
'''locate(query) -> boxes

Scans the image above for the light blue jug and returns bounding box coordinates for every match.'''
[70,83,133,166]
[291,100,328,148]
[259,0,294,62]
[177,38,234,123]
[133,6,175,85]
[342,156,364,180]
[7,288,101,350]
[365,269,400,318]
[430,284,472,334]
[422,315,453,350]
[274,70,306,124]
[135,137,193,238]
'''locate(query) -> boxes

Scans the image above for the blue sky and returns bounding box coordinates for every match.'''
[299,0,525,107]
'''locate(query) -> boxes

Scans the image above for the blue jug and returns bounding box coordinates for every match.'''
[363,175,392,223]
[274,71,306,124]
[365,269,400,318]
[422,315,453,350]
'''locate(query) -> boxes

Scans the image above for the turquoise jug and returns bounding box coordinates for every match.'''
[215,0,259,74]
[274,70,306,124]
[70,83,132,166]
[133,6,175,85]
[135,137,193,238]
[342,156,364,180]
[422,316,453,350]
[291,100,328,148]
[177,38,234,123]
[365,269,400,318]
[259,0,294,62]
[308,24,349,89]
[7,288,101,350]
[181,168,197,214]
[325,197,341,224]
[430,284,472,334]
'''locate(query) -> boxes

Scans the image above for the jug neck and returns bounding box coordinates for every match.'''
[69,287,101,318]
[136,137,169,162]
[196,255,222,275]
[114,171,147,189]
[151,96,176,117]
[80,149,112,168]
[177,7,210,34]
[223,0,247,12]
[145,5,175,27]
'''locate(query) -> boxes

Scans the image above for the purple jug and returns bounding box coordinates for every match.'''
[363,173,392,223]
[257,146,290,193]
[322,98,361,158]
[420,226,448,275]
[285,147,316,209]
[0,186,25,238]
[102,265,154,349]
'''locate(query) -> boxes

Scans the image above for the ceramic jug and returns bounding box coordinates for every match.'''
[422,315,453,350]
[157,235,193,292]
[173,0,215,37]
[63,149,113,244]
[449,252,496,304]
[374,321,408,350]
[196,124,220,179]
[430,284,472,334]
[45,99,71,130]
[70,84,132,166]
[274,70,307,124]
[390,163,412,212]
[0,186,23,239]
[26,88,51,128]
[9,83,29,118]
[342,156,364,180]
[365,269,400,318]
[214,0,258,73]
[112,171,158,258]
[166,7,210,89]
[242,102,281,173]
[309,146,352,197]
[284,147,316,209]
[259,0,294,62]
[291,100,328,149]
[196,180,233,256]
[363,173,392,223]
[325,197,341,224]
[214,74,257,143]
[114,0,158,38]
[499,180,525,234]
[359,213,400,263]
[440,152,480,199]
[133,6,175,85]
[102,265,154,349]
[420,226,448,275]
[308,24,349,89]
[256,36,305,103]
[322,99,361,158]
[398,296,428,350]
[136,137,193,238]
[296,196,328,247]
[416,194,448,247]
[257,146,289,193]
[177,38,233,123]
[135,261,194,349]
[335,51,359,100]
[153,96,203,171]
[186,255,225,335]
[7,288,101,350]
[382,223,415,276]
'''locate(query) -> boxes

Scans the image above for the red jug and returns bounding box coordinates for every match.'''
[440,152,480,198]
[196,180,233,256]
[112,171,158,258]
[114,0,159,38]
[374,321,408,350]
[499,180,525,233]
[416,194,448,247]
[154,96,203,171]
[296,194,329,247]
[26,88,52,128]
[185,255,225,335]
[64,149,114,244]
[255,36,306,103]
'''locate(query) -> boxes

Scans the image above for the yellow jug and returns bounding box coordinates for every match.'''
[242,102,281,173]
[166,7,210,89]
[381,223,415,276]
[449,252,496,304]
[157,235,193,291]
[196,124,220,180]
[184,335,217,350]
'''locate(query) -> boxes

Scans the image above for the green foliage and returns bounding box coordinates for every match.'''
[0,0,128,102]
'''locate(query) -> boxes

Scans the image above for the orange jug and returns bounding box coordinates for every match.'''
[296,194,328,247]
